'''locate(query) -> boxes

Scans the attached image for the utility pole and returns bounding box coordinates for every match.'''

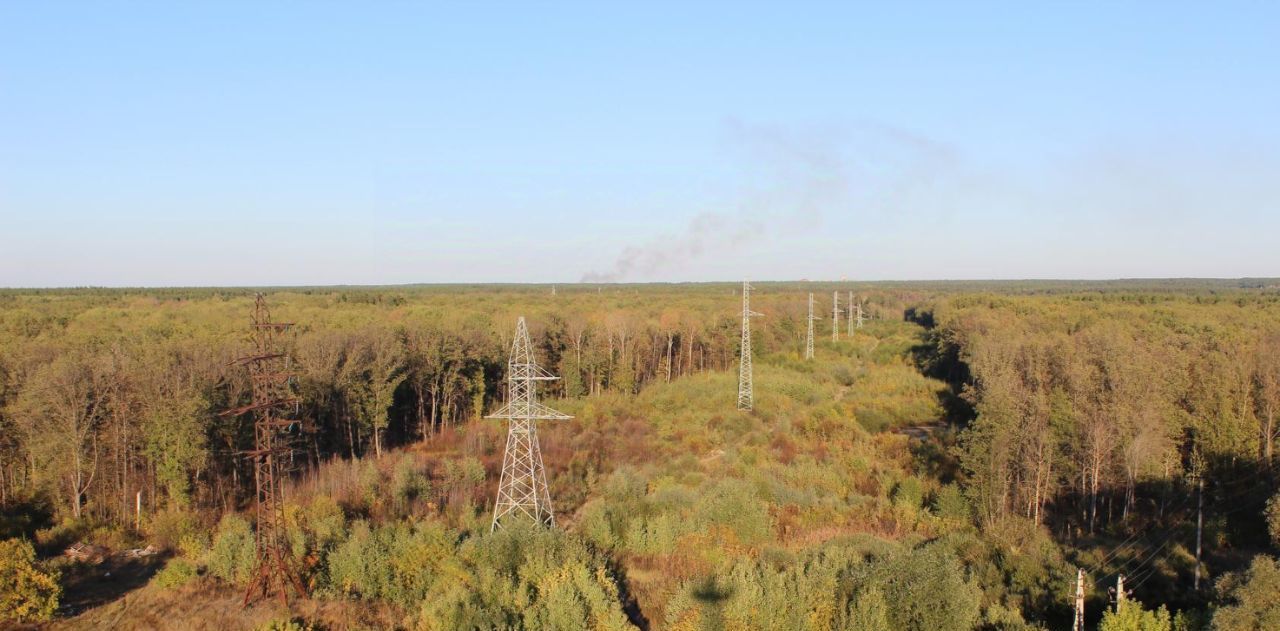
[223,294,308,607]
[1116,574,1126,611]
[486,317,571,530]
[1073,568,1085,631]
[805,293,819,360]
[832,291,841,342]
[1194,474,1205,590]
[737,281,762,411]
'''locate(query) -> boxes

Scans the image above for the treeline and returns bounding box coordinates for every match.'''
[916,293,1280,540]
[0,287,905,529]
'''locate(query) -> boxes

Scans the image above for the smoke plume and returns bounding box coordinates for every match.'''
[580,119,955,282]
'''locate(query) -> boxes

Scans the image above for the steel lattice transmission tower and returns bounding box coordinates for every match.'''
[831,291,842,342]
[856,300,865,329]
[485,317,571,530]
[846,291,855,335]
[737,281,763,410]
[222,294,307,607]
[805,292,820,360]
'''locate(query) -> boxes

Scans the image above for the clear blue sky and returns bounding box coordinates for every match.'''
[2,2,1277,286]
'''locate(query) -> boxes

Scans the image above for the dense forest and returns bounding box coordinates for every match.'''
[1,281,1278,630]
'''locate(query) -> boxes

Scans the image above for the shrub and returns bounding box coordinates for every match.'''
[892,477,925,510]
[413,524,630,631]
[149,509,202,551]
[207,514,256,585]
[0,538,61,622]
[324,520,453,606]
[932,484,972,523]
[178,532,210,560]
[692,479,773,547]
[844,587,892,631]
[829,363,856,387]
[441,457,486,514]
[34,518,90,553]
[255,618,318,631]
[1099,599,1172,631]
[152,557,199,589]
[391,457,431,514]
[876,544,981,631]
[1212,554,1280,631]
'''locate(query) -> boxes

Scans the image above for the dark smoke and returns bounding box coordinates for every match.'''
[580,120,954,283]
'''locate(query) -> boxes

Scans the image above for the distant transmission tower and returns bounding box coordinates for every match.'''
[486,317,571,530]
[846,290,854,335]
[805,292,820,360]
[856,300,865,329]
[223,294,307,607]
[737,281,763,410]
[831,291,841,342]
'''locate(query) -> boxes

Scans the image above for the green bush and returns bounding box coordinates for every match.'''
[932,484,972,523]
[391,457,431,513]
[0,538,61,622]
[255,618,318,631]
[324,520,452,606]
[876,544,981,631]
[1212,555,1280,631]
[1099,599,1172,631]
[693,479,773,546]
[844,587,892,631]
[409,524,630,631]
[892,477,925,510]
[178,532,210,560]
[152,557,199,588]
[207,514,256,585]
[148,509,202,551]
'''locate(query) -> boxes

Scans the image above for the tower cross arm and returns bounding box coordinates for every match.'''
[485,400,573,420]
[510,363,561,380]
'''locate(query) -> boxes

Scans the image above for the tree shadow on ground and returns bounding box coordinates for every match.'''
[57,553,170,617]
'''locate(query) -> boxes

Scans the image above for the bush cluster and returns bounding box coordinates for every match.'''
[0,538,61,622]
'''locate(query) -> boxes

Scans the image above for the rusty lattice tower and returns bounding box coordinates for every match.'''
[224,294,307,606]
[486,317,571,530]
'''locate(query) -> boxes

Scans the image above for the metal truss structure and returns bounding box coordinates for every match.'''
[486,317,571,530]
[847,290,855,335]
[223,294,307,607]
[737,281,763,410]
[831,291,841,342]
[805,292,819,360]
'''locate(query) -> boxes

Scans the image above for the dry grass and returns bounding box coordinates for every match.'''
[51,577,398,631]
